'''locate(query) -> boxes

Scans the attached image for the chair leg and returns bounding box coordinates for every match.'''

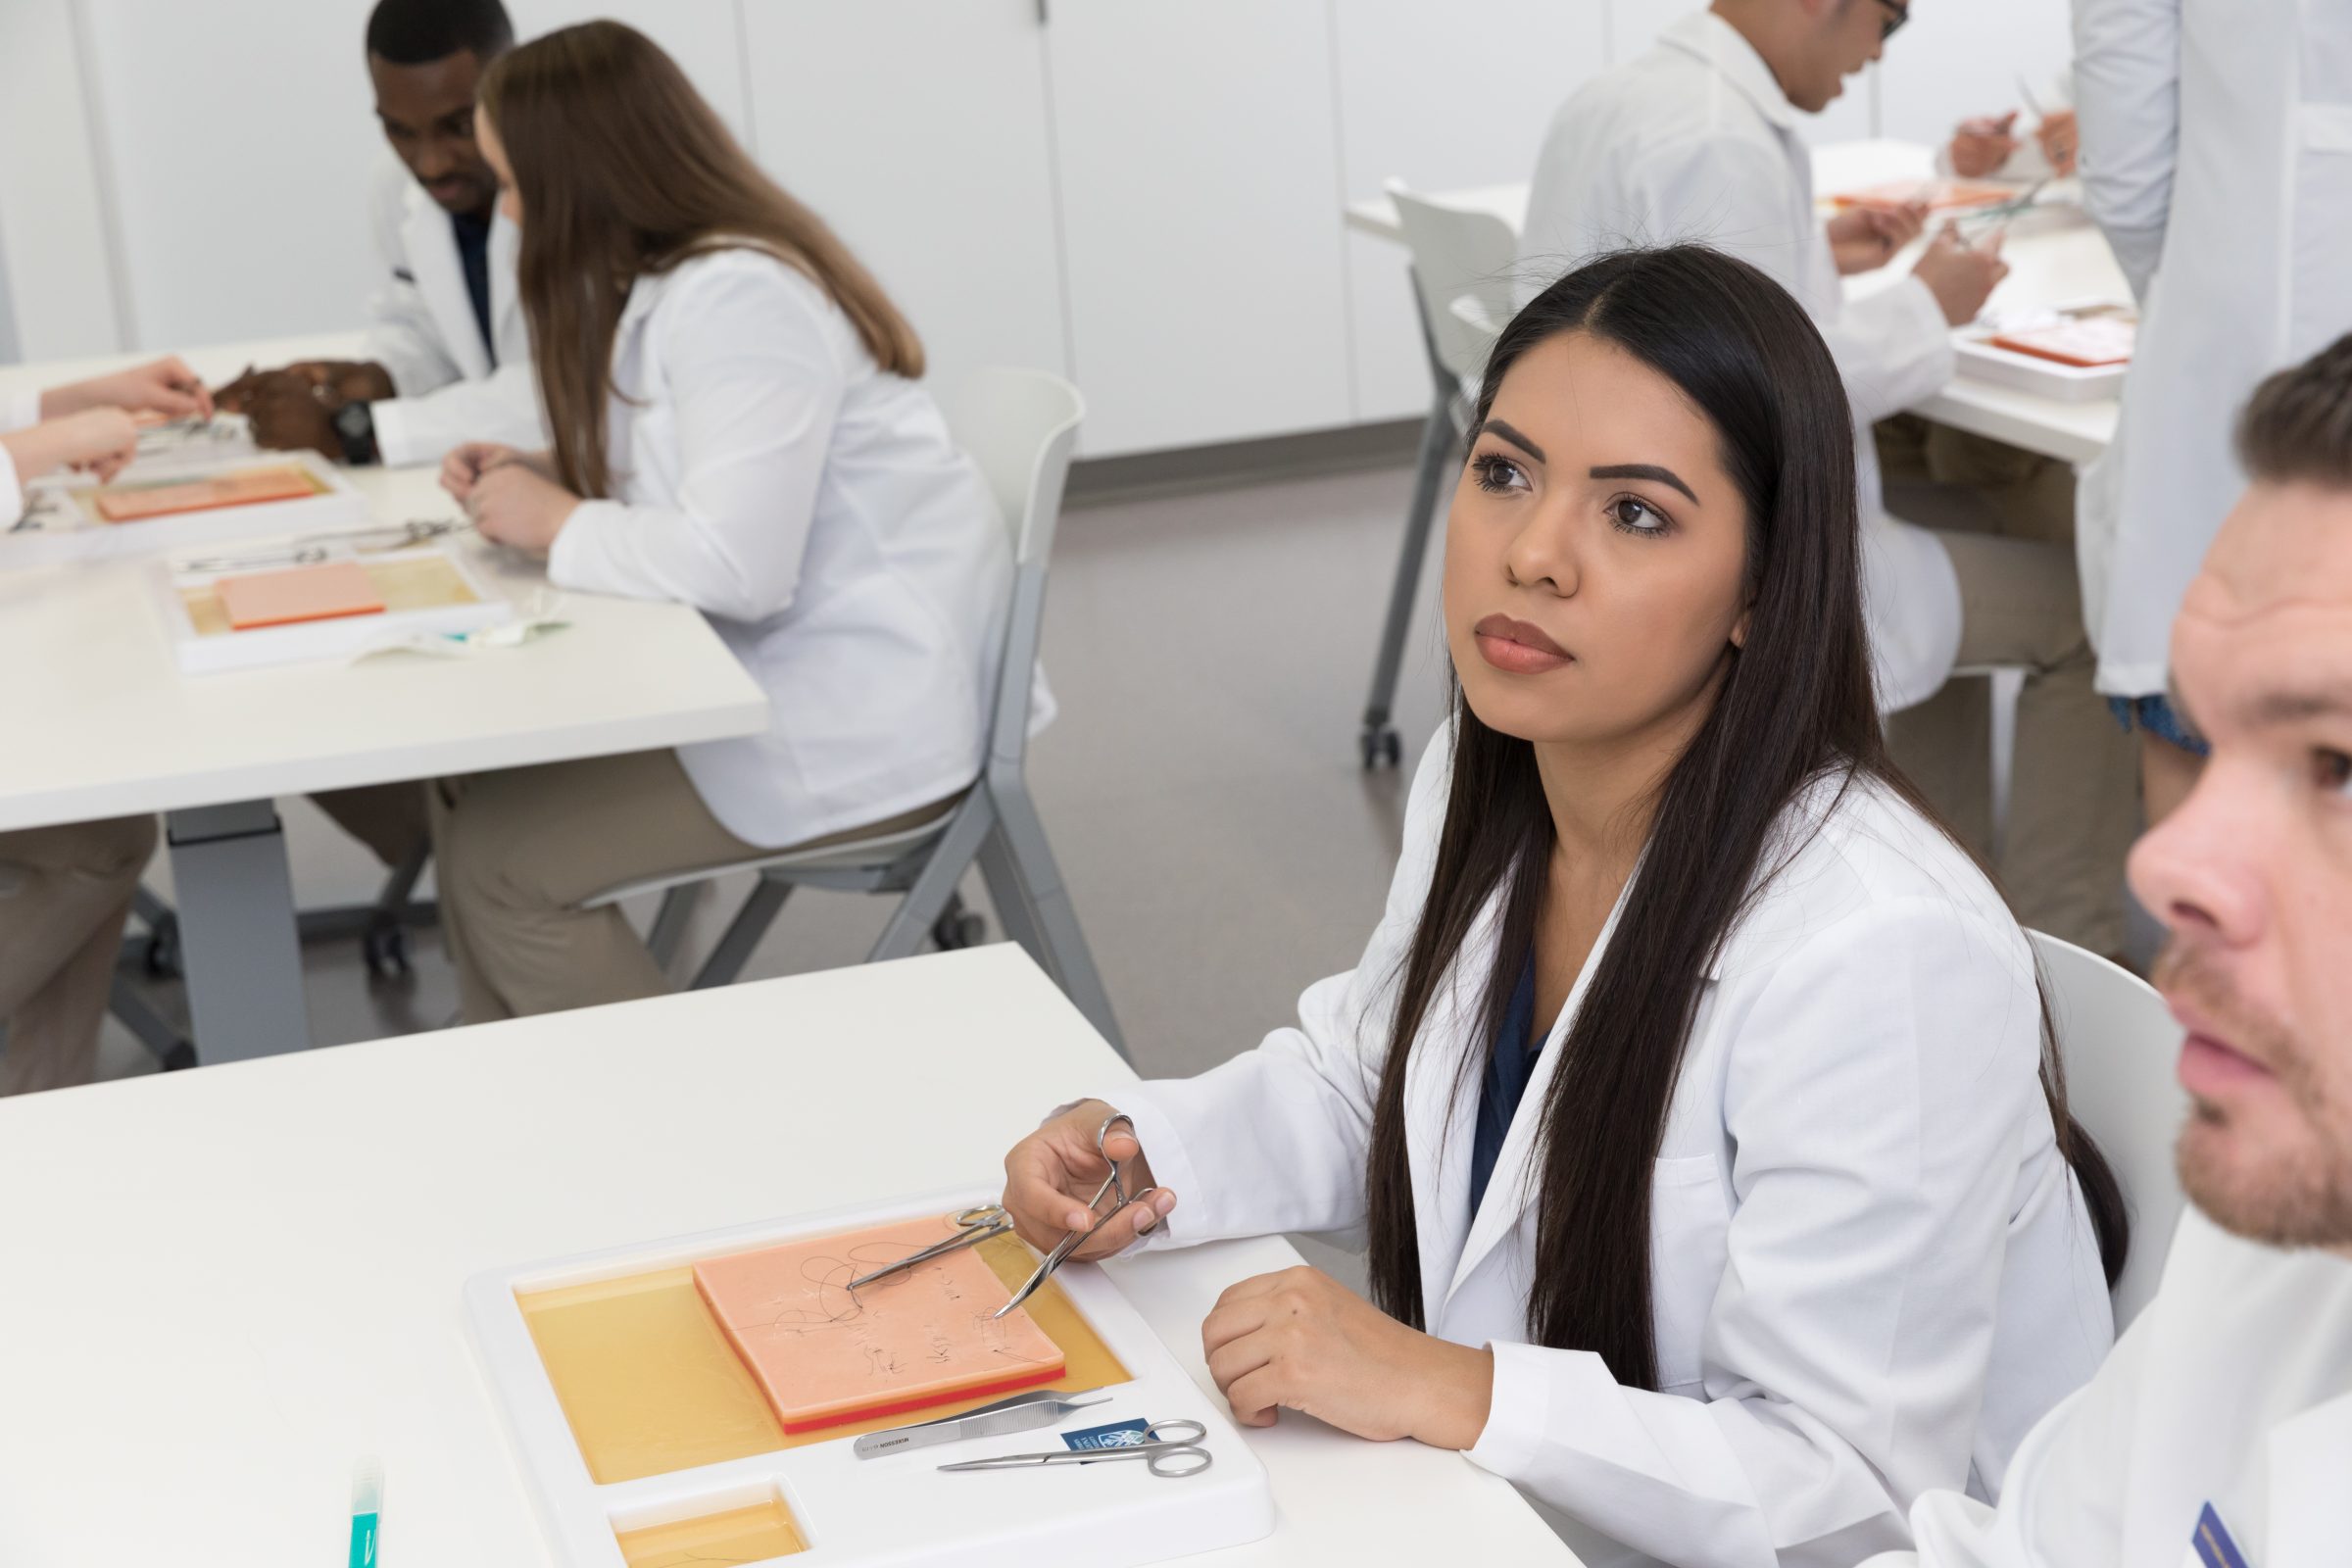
[866,798,996,964]
[688,878,794,990]
[977,778,1125,1059]
[1358,383,1455,770]
[647,883,702,971]
[109,976,195,1070]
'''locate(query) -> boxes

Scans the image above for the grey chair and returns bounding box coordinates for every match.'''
[589,368,1125,1056]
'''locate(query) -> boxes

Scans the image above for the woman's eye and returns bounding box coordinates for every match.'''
[1608,495,1671,535]
[1470,453,1529,494]
[2316,748,2352,794]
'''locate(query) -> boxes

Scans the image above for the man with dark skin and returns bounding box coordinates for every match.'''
[216,0,535,472]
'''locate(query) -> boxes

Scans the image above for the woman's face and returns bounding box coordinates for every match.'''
[1443,330,1752,751]
[476,112,524,226]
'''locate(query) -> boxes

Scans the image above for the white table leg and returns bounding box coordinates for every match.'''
[164,800,312,1062]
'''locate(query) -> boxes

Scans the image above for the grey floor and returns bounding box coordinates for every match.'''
[94,456,1452,1277]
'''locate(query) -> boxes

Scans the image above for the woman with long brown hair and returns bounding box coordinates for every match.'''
[999,248,2126,1567]
[429,21,1010,1019]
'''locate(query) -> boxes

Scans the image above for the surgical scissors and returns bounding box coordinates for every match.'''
[845,1204,1016,1292]
[936,1418,1211,1478]
[991,1112,1159,1320]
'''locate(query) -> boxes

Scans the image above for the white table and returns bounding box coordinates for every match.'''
[0,946,1575,1567]
[1345,140,2128,466]
[0,335,768,1062]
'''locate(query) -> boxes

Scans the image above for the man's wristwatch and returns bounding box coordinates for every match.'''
[331,400,381,466]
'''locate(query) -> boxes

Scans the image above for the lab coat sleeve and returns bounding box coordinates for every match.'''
[1085,724,1456,1246]
[1466,896,2047,1568]
[370,357,546,468]
[0,444,21,523]
[360,173,465,400]
[2072,0,2180,301]
[1626,137,1951,427]
[548,265,844,623]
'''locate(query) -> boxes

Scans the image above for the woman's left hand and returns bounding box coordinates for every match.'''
[1200,1265,1494,1448]
[467,461,580,555]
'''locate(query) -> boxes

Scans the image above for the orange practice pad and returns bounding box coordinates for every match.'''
[213,562,388,630]
[1988,317,2136,368]
[693,1216,1065,1435]
[94,463,320,522]
[1831,177,2015,214]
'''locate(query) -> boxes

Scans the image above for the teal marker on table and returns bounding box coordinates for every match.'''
[348,1460,382,1568]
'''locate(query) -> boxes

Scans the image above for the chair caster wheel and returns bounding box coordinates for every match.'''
[144,917,183,979]
[160,1042,199,1072]
[1359,725,1402,770]
[364,922,413,981]
[933,911,988,951]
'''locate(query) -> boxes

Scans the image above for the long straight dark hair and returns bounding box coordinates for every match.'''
[1361,246,2127,1390]
[478,21,923,500]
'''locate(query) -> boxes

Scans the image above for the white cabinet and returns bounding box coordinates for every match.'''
[1043,0,1354,456]
[740,0,1068,401]
[75,0,745,352]
[1331,0,1609,422]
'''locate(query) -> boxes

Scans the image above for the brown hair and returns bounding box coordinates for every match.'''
[477,21,923,498]
[2238,331,2352,490]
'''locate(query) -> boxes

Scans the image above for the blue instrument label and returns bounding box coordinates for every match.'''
[1063,1418,1151,1451]
[2192,1503,2252,1568]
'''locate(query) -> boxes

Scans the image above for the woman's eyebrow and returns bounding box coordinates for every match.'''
[1590,463,1697,504]
[1477,418,1546,463]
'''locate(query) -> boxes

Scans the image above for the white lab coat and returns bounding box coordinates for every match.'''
[1091,727,2114,1568]
[2073,0,2352,697]
[1864,1208,2352,1568]
[548,247,1013,851]
[360,158,543,467]
[1519,10,1963,712]
[0,386,39,520]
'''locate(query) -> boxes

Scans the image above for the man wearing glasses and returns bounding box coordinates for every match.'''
[1521,1,2139,979]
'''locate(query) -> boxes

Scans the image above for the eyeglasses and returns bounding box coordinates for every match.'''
[1873,0,1911,39]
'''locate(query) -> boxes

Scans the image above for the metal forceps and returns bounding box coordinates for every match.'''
[844,1204,1016,1292]
[937,1418,1211,1478]
[992,1112,1159,1320]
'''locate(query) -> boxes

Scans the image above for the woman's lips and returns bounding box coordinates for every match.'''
[1473,613,1573,674]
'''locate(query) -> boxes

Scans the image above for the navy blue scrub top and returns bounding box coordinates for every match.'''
[1468,952,1543,1216]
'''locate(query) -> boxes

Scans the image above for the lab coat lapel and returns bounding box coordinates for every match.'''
[1439,874,1640,1314]
[2264,1392,2352,1567]
[401,185,491,382]
[1402,889,1502,1318]
[488,209,523,368]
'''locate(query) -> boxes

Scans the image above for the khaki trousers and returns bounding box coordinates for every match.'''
[0,815,158,1095]
[431,749,954,1022]
[1877,415,2138,957]
[311,782,430,869]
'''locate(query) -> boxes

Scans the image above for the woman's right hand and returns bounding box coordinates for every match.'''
[441,441,522,503]
[1001,1099,1178,1261]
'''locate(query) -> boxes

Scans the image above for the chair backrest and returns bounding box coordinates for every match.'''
[1389,181,1521,385]
[2029,930,2191,1332]
[939,368,1085,774]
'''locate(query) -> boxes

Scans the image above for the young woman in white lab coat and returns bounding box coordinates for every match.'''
[426,22,1010,1021]
[1002,248,2129,1568]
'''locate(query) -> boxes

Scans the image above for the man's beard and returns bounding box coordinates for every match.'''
[2157,941,2352,1249]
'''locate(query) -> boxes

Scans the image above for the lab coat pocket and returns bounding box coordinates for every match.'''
[1649,1153,1731,1392]
[2288,106,2352,359]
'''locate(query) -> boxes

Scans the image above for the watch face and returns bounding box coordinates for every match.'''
[335,402,371,438]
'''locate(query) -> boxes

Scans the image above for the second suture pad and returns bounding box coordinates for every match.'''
[694,1215,1065,1434]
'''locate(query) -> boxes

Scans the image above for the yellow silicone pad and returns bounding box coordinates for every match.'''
[616,1497,807,1566]
[517,1233,1131,1485]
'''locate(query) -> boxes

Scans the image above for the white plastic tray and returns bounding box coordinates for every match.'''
[465,1188,1275,1568]
[1954,299,2134,403]
[7,447,368,569]
[153,541,513,675]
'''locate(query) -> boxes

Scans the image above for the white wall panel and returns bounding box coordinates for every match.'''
[78,0,744,352]
[1332,0,1608,421]
[1046,0,1354,456]
[0,0,124,361]
[1873,0,2072,152]
[741,0,1069,399]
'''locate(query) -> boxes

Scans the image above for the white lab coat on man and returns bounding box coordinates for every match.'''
[549,247,1017,851]
[0,386,42,519]
[1862,1208,2352,1568]
[361,158,542,467]
[1519,10,1962,711]
[1087,727,2115,1568]
[2073,0,2352,697]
